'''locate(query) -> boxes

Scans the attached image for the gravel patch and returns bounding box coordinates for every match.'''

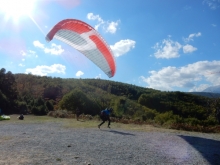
[0,120,220,165]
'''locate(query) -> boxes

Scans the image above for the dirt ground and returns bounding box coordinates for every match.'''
[0,115,220,165]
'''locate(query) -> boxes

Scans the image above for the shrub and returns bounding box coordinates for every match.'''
[200,116,218,126]
[31,105,48,116]
[48,110,70,118]
[46,100,54,111]
[17,101,28,114]
[184,117,201,126]
[154,111,174,125]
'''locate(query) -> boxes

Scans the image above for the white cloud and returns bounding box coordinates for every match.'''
[33,40,44,49]
[87,13,120,34]
[28,50,38,57]
[95,74,101,79]
[152,39,182,59]
[19,63,25,67]
[87,13,103,22]
[189,84,211,92]
[106,21,119,34]
[183,44,197,53]
[76,70,84,77]
[153,33,201,59]
[87,13,104,30]
[203,0,220,10]
[183,32,201,42]
[110,39,136,57]
[25,64,66,76]
[141,60,220,91]
[20,49,38,59]
[33,40,64,55]
[44,43,64,55]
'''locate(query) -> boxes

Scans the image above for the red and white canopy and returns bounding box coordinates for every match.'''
[46,19,116,78]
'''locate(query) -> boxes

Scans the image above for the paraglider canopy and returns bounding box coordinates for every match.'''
[46,19,116,78]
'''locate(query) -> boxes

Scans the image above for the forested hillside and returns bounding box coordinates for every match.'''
[1,68,220,132]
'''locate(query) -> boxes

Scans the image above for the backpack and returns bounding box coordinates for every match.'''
[19,115,24,120]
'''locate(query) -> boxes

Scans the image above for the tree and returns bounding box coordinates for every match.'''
[59,88,99,115]
[0,68,18,114]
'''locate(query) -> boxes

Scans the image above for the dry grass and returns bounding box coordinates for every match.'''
[1,114,190,134]
[2,114,55,124]
[2,114,219,138]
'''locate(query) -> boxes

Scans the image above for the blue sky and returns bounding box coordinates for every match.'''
[0,0,219,92]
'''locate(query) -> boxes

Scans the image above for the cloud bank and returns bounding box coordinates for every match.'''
[141,60,220,92]
[25,64,66,76]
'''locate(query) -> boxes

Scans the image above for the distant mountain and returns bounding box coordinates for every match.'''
[189,92,220,98]
[202,85,220,93]
[187,85,220,98]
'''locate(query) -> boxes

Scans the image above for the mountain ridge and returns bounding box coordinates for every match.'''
[202,85,220,93]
